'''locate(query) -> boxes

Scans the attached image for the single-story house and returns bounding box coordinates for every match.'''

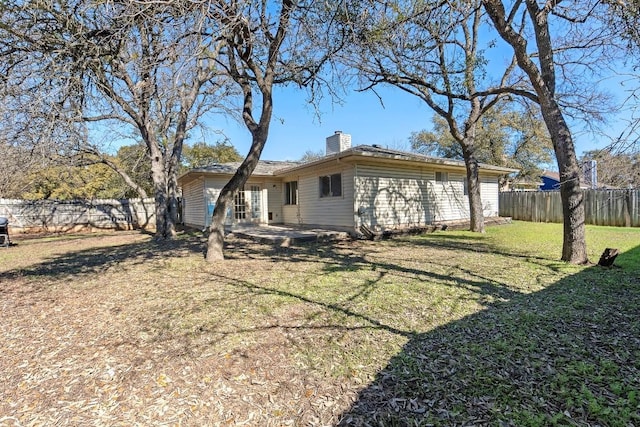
[508,177,544,191]
[178,132,517,234]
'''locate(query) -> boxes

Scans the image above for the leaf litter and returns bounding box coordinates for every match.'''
[0,227,638,426]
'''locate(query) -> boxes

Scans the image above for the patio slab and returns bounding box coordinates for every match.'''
[226,217,512,246]
[228,224,352,246]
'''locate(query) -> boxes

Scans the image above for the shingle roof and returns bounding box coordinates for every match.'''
[274,144,519,175]
[351,145,471,165]
[180,144,518,181]
[191,160,302,176]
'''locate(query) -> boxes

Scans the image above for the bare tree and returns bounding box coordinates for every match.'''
[0,143,40,198]
[606,0,640,50]
[0,82,80,198]
[204,0,345,261]
[345,0,531,232]
[411,101,554,185]
[601,1,640,154]
[299,149,325,162]
[582,149,640,188]
[480,0,623,263]
[0,0,231,239]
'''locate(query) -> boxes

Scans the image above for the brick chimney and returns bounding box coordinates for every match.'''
[326,131,351,155]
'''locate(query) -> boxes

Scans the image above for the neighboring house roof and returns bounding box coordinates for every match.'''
[541,170,560,182]
[539,169,590,189]
[510,176,544,190]
[178,145,518,183]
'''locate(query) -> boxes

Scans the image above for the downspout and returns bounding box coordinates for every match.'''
[202,176,209,232]
[296,175,302,226]
[354,163,360,235]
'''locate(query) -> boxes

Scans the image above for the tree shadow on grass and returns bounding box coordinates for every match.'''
[0,233,207,285]
[386,231,568,269]
[225,236,528,307]
[235,230,581,309]
[5,230,638,426]
[122,234,535,361]
[337,244,640,426]
[122,234,639,426]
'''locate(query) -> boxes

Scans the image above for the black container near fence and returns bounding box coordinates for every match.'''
[0,217,10,247]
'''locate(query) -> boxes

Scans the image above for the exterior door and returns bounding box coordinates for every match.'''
[234,189,247,221]
[250,185,261,222]
[232,186,262,224]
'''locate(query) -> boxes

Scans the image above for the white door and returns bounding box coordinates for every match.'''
[233,189,247,222]
[249,185,262,222]
[233,186,262,224]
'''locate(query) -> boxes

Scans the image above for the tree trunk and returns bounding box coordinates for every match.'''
[481,0,588,264]
[150,152,170,240]
[452,115,485,233]
[206,128,270,261]
[544,106,587,263]
[165,148,182,239]
[204,0,289,261]
[166,178,179,238]
[462,146,485,233]
[205,190,234,261]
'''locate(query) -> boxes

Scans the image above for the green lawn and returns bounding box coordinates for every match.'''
[0,222,638,426]
[343,223,640,425]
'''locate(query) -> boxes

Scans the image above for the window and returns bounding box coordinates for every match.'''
[319,173,342,197]
[250,185,261,219]
[436,171,448,183]
[463,179,469,196]
[285,181,298,205]
[234,189,246,220]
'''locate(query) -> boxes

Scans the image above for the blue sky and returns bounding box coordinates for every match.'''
[206,80,631,165]
[205,84,433,161]
[202,13,637,166]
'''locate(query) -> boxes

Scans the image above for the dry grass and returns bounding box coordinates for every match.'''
[0,223,638,426]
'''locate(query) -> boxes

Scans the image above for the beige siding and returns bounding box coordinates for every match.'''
[200,176,276,226]
[433,172,469,221]
[283,164,355,228]
[480,175,500,217]
[182,178,205,228]
[204,176,234,226]
[265,179,284,224]
[432,173,501,221]
[184,161,503,230]
[282,204,300,224]
[353,164,502,229]
[204,177,230,201]
[354,164,436,229]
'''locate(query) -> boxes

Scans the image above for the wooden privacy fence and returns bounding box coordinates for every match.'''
[499,189,640,227]
[0,198,156,233]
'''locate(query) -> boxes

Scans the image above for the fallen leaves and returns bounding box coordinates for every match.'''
[1,227,639,426]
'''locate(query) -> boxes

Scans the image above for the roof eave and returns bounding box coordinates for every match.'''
[274,149,519,175]
[178,165,286,181]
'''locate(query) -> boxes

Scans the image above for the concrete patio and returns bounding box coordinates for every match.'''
[225,217,512,246]
[227,224,352,246]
